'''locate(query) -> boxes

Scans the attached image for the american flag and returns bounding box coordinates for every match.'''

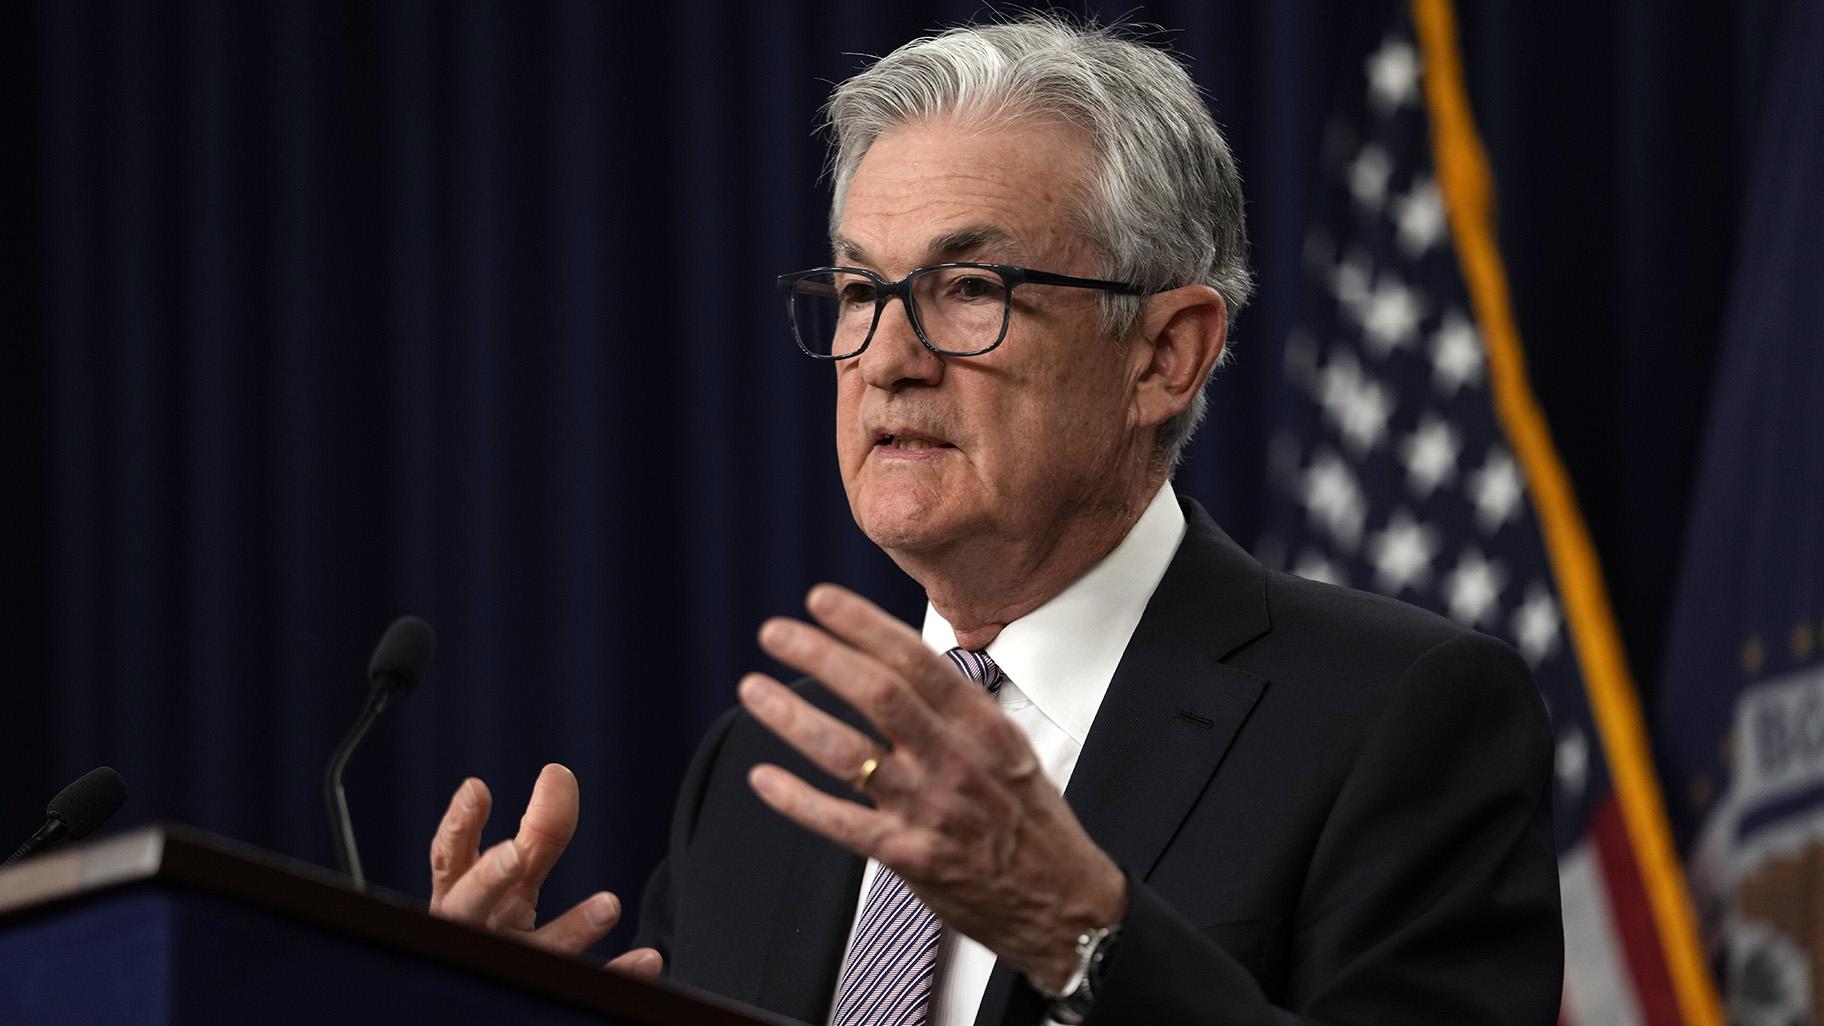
[1255,3,1721,1023]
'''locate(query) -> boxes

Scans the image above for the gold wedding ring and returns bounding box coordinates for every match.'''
[852,754,883,792]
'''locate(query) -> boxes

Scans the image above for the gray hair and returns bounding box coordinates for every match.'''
[826,15,1254,469]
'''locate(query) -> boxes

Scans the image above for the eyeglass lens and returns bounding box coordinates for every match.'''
[788,268,1011,357]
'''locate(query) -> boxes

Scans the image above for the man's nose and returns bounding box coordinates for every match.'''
[858,296,944,390]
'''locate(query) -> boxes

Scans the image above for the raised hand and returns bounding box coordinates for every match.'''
[427,762,663,976]
[737,584,1127,991]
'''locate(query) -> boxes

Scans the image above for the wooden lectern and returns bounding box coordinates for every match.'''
[0,824,804,1026]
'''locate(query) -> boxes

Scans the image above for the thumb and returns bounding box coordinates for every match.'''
[606,946,665,979]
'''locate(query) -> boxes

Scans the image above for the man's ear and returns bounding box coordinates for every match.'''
[1128,284,1228,432]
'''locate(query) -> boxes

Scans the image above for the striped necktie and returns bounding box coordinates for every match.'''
[829,647,1004,1026]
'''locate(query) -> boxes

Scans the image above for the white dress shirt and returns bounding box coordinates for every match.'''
[828,481,1188,1026]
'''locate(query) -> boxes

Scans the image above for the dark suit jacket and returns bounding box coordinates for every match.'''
[634,498,1563,1024]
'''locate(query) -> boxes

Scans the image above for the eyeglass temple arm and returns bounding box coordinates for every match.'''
[1013,268,1153,294]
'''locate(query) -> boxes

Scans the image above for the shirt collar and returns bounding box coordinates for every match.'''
[920,481,1187,745]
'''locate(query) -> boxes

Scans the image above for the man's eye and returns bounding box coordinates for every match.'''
[947,276,1005,301]
[838,283,877,305]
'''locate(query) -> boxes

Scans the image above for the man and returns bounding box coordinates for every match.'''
[426,17,1562,1025]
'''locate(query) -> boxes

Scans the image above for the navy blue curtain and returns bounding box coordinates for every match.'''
[3,0,1789,955]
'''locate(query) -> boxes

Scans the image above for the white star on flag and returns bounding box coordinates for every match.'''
[1468,448,1524,533]
[1360,272,1425,356]
[1513,583,1562,667]
[1330,248,1374,320]
[1442,547,1507,627]
[1429,311,1484,396]
[1366,36,1421,116]
[1392,175,1446,257]
[1301,449,1367,551]
[1555,728,1588,799]
[1367,509,1439,594]
[1399,415,1461,499]
[1317,352,1395,454]
[1349,144,1393,213]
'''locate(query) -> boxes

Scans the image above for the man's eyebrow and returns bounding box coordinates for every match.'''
[828,226,1023,267]
[931,225,1021,261]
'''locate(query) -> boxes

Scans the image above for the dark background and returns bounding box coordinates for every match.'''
[0,0,1789,955]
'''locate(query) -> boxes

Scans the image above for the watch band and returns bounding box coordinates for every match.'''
[1038,923,1121,1024]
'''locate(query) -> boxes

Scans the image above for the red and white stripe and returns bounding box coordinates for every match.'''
[1560,796,1686,1025]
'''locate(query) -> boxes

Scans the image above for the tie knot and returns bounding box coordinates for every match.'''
[944,647,1005,695]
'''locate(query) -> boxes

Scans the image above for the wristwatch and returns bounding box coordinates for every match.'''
[1037,923,1121,1024]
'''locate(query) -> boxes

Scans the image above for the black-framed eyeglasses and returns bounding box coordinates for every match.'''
[775,262,1152,360]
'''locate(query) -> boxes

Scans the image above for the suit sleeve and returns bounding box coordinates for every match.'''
[1084,631,1563,1025]
[631,704,742,966]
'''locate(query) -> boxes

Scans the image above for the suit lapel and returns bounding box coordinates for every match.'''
[751,829,865,1022]
[976,498,1272,1026]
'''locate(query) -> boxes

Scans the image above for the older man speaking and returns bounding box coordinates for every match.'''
[424,16,1562,1026]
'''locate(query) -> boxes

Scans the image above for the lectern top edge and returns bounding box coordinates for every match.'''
[0,823,804,1026]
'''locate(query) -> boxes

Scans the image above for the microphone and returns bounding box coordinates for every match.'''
[323,616,436,890]
[4,767,128,867]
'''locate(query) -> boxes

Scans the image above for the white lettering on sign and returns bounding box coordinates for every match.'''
[1737,665,1824,808]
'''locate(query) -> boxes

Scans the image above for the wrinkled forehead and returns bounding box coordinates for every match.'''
[827,116,1099,272]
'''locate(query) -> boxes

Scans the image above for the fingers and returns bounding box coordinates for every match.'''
[528,891,622,955]
[429,766,585,939]
[749,763,888,858]
[430,777,492,913]
[757,616,947,751]
[428,766,627,960]
[514,764,581,895]
[738,673,891,791]
[805,585,975,713]
[801,585,1030,768]
[607,947,665,978]
[434,837,526,925]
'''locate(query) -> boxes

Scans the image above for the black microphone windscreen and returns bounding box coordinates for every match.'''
[46,767,128,839]
[367,615,436,694]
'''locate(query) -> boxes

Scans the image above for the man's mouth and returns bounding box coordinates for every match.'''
[873,430,955,452]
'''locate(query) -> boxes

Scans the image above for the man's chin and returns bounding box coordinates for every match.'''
[857,518,949,555]
[852,501,969,557]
